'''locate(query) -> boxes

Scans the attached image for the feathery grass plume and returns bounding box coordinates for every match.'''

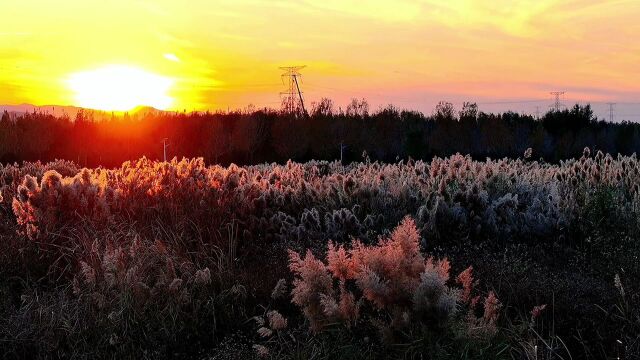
[355,266,391,309]
[524,148,532,160]
[320,294,340,319]
[20,174,38,197]
[270,278,287,300]
[390,216,421,259]
[41,170,63,191]
[257,327,273,338]
[267,310,288,330]
[288,249,334,331]
[531,304,547,322]
[168,278,183,293]
[412,265,458,323]
[326,241,353,280]
[79,261,96,288]
[338,286,359,324]
[349,216,425,307]
[253,344,269,358]
[483,291,501,324]
[194,268,211,287]
[425,257,451,282]
[456,266,474,304]
[463,290,502,340]
[253,315,265,327]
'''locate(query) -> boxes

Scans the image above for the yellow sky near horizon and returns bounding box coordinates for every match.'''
[1,0,639,113]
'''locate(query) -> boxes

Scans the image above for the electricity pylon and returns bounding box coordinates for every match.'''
[549,91,565,112]
[606,102,615,122]
[279,66,308,117]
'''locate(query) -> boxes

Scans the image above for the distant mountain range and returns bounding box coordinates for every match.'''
[0,104,167,119]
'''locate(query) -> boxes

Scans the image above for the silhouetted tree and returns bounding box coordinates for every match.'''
[0,102,636,167]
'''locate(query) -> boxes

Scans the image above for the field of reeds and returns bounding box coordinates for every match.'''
[0,148,638,359]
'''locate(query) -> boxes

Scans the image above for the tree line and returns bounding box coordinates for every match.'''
[1,99,639,167]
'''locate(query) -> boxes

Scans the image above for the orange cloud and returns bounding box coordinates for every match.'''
[0,0,638,113]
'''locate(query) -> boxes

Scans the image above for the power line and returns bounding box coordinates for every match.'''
[305,83,344,91]
[476,99,547,105]
[569,100,640,105]
[207,100,282,105]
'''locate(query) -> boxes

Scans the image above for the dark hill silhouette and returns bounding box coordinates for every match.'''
[0,104,166,120]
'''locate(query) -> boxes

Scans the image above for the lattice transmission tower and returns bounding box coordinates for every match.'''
[549,91,565,112]
[606,102,616,122]
[279,66,308,117]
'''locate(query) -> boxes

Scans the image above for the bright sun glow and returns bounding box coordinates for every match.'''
[67,65,174,111]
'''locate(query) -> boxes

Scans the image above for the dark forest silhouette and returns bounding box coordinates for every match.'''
[1,99,639,167]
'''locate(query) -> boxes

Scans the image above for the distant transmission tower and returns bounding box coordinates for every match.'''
[279,66,308,117]
[549,91,565,112]
[606,102,615,122]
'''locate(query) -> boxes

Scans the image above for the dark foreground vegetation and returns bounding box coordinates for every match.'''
[0,149,638,359]
[2,100,640,167]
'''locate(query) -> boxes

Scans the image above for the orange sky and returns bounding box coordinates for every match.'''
[1,0,639,118]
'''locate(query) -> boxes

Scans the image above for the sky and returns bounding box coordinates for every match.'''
[1,0,639,120]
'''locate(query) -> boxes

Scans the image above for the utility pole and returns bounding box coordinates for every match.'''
[162,138,169,162]
[535,106,540,120]
[279,66,308,117]
[606,102,615,122]
[549,91,565,112]
[340,142,348,165]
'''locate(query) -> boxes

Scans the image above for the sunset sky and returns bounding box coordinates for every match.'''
[1,0,639,119]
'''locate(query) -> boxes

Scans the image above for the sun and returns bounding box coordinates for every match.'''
[67,65,174,111]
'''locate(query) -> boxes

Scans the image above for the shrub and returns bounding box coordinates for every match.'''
[287,217,500,343]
